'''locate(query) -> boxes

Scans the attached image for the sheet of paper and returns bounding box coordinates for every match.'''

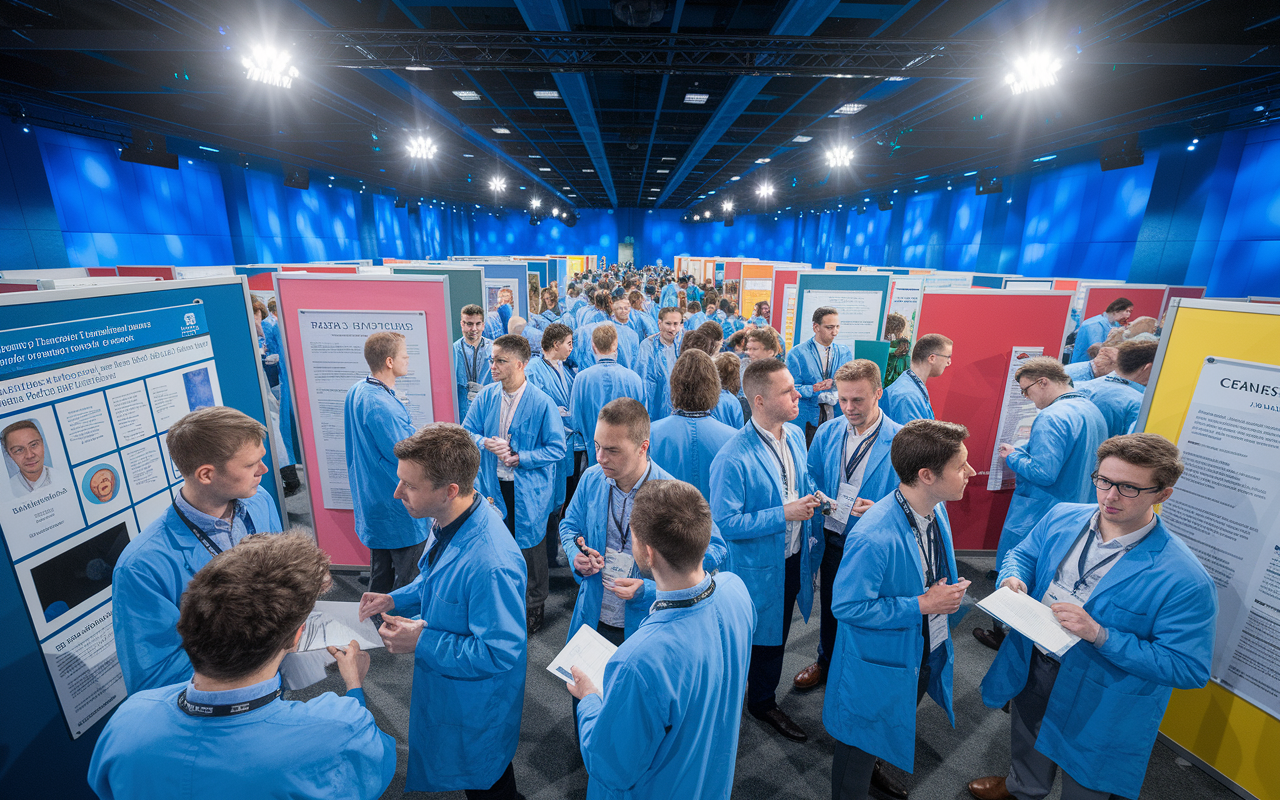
[297,600,384,652]
[547,623,618,695]
[977,586,1081,657]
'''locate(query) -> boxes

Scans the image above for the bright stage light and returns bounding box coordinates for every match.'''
[242,46,299,88]
[1005,53,1062,96]
[826,145,854,168]
[489,176,506,192]
[757,183,774,197]
[407,136,437,159]
[721,199,734,212]
[693,214,701,220]
[530,197,542,209]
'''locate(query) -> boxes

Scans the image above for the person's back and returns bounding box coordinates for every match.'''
[650,414,737,501]
[1077,373,1143,437]
[571,355,645,466]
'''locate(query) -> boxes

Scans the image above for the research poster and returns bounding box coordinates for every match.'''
[741,279,772,319]
[484,278,521,320]
[922,274,974,289]
[1160,357,1280,720]
[0,303,221,738]
[987,346,1044,490]
[797,288,882,346]
[888,279,923,342]
[294,310,433,510]
[780,283,799,347]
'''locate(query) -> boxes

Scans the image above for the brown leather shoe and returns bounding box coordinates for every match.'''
[967,775,1013,800]
[972,627,1006,651]
[793,661,827,690]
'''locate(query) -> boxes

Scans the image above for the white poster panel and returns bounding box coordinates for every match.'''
[294,310,433,510]
[1160,356,1280,720]
[484,278,522,319]
[987,347,1044,490]
[797,289,882,347]
[888,278,924,343]
[922,274,974,289]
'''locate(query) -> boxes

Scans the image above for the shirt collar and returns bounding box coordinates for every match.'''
[1088,510,1159,549]
[175,488,243,533]
[751,417,785,445]
[184,673,280,707]
[655,572,712,604]
[605,461,652,494]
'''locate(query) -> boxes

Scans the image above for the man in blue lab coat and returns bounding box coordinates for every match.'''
[1076,340,1156,438]
[825,420,974,800]
[570,325,646,468]
[91,533,395,800]
[112,407,282,694]
[636,307,684,423]
[881,333,953,425]
[260,311,295,465]
[975,356,1108,651]
[452,303,492,423]
[526,322,583,563]
[574,295,641,371]
[463,334,565,634]
[1063,338,1117,386]
[710,358,821,742]
[524,287,564,355]
[649,350,737,502]
[344,330,430,593]
[968,434,1216,800]
[359,424,528,799]
[786,306,853,446]
[566,479,756,800]
[1070,297,1133,363]
[683,300,708,331]
[623,290,658,341]
[712,352,746,428]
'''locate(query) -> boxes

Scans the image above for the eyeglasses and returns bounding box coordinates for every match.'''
[1091,474,1162,498]
[1018,378,1044,398]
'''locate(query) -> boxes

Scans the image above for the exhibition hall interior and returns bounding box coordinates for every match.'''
[1,1,1278,799]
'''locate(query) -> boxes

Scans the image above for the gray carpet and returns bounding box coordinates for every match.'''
[281,472,1237,800]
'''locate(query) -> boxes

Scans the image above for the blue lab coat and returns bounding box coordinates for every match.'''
[712,390,744,428]
[709,423,822,646]
[636,333,680,422]
[451,336,493,423]
[659,284,679,308]
[984,504,1217,798]
[1064,359,1095,385]
[525,355,579,508]
[722,315,746,336]
[746,315,769,327]
[822,495,961,772]
[1071,313,1115,363]
[112,488,281,693]
[618,312,656,342]
[786,338,853,429]
[88,683,395,800]
[576,573,756,800]
[576,307,607,328]
[524,308,564,355]
[568,296,588,315]
[261,317,295,459]
[881,369,934,425]
[573,320,640,371]
[388,500,528,792]
[558,462,730,638]
[807,412,903,536]
[483,307,509,340]
[683,311,708,331]
[997,392,1108,567]
[649,413,738,502]
[569,359,646,467]
[462,381,566,549]
[1076,373,1144,438]
[343,379,430,550]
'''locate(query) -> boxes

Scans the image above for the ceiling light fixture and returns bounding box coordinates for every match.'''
[757,183,774,197]
[730,176,740,181]
[405,64,432,71]
[530,197,542,209]
[826,145,854,168]
[722,199,734,212]
[792,135,813,143]
[534,90,561,99]
[452,90,481,100]
[835,103,867,115]
[491,127,511,134]
[1006,53,1063,96]
[755,157,771,164]
[406,136,437,159]
[684,93,709,104]
[242,46,299,88]
[489,176,506,192]
[539,167,551,171]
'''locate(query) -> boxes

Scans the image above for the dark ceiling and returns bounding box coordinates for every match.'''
[2,0,1277,215]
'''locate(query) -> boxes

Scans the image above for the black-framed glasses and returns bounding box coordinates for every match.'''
[1091,473,1162,498]
[1019,378,1044,398]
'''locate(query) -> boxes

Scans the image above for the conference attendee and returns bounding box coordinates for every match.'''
[508,316,527,337]
[722,301,746,336]
[636,307,683,422]
[566,283,586,314]
[625,290,658,340]
[452,303,493,423]
[573,293,640,370]
[610,293,646,342]
[974,356,1107,650]
[794,360,903,696]
[1077,340,1157,437]
[359,423,528,800]
[695,320,724,354]
[659,278,679,309]
[748,300,771,327]
[90,532,395,800]
[883,312,911,387]
[113,407,281,693]
[251,301,300,497]
[259,306,299,494]
[740,326,784,400]
[1071,297,1133,363]
[968,434,1216,800]
[570,325,646,468]
[484,286,515,340]
[344,331,430,593]
[788,306,853,445]
[881,333,953,425]
[649,351,738,502]
[525,322,581,564]
[3,419,57,495]
[567,479,755,799]
[684,300,708,330]
[1123,315,1158,339]
[710,358,821,742]
[559,399,729,646]
[1063,339,1118,386]
[826,420,974,800]
[576,290,609,328]
[713,351,746,427]
[462,334,566,634]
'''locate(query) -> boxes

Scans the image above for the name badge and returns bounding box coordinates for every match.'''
[928,612,949,651]
[600,548,635,620]
[825,484,860,533]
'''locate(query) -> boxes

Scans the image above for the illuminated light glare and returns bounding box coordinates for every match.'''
[792,135,813,143]
[656,169,669,173]
[684,93,709,104]
[722,199,734,212]
[583,168,595,173]
[757,183,774,197]
[199,146,219,152]
[407,136,437,159]
[552,207,559,216]
[963,170,978,176]
[463,153,474,157]
[539,167,551,171]
[693,214,701,220]
[405,64,432,71]
[1005,53,1063,96]
[1032,154,1057,162]
[1187,145,1196,151]
[826,145,854,168]
[489,176,506,193]
[530,198,542,209]
[491,127,511,134]
[730,176,740,181]
[755,157,771,164]
[835,103,867,115]
[242,46,299,88]
[534,90,561,99]
[453,90,481,100]
[1192,138,1199,144]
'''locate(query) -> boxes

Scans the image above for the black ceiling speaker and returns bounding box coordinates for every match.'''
[612,0,666,27]
[1100,136,1145,171]
[119,128,178,170]
[284,166,310,190]
[563,211,578,227]
[394,196,407,208]
[724,213,734,227]
[877,197,893,211]
[976,174,1003,195]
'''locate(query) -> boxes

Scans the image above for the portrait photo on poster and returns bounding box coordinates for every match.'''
[2,414,60,497]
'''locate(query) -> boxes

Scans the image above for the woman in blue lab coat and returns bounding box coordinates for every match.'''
[649,350,738,502]
[525,323,580,511]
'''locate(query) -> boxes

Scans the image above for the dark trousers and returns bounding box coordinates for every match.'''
[816,532,844,666]
[464,762,519,800]
[831,621,933,800]
[746,551,803,716]
[500,479,549,614]
[805,422,819,448]
[368,541,427,595]
[546,450,588,567]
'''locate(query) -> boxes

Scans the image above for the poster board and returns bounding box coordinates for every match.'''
[1082,283,1168,322]
[913,289,1074,550]
[739,262,775,319]
[1136,299,1280,800]
[481,263,531,324]
[0,279,41,294]
[0,268,90,280]
[1161,286,1206,319]
[389,265,484,344]
[273,274,456,567]
[771,268,803,332]
[790,272,892,350]
[280,264,359,275]
[173,266,236,280]
[116,265,175,281]
[969,273,1006,289]
[0,277,281,797]
[38,277,161,290]
[888,278,924,344]
[1003,277,1055,291]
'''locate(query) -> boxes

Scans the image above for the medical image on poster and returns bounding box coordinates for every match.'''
[29,520,130,623]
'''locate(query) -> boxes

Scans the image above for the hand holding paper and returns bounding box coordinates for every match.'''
[977,586,1081,657]
[549,625,617,698]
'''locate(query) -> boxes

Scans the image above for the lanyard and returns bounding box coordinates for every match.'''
[651,578,716,612]
[842,416,883,483]
[462,339,485,383]
[814,340,833,380]
[177,685,283,717]
[751,424,792,498]
[905,369,928,400]
[1104,375,1131,387]
[171,500,255,557]
[609,464,652,551]
[675,410,711,418]
[364,376,396,397]
[1071,523,1136,593]
[894,490,947,586]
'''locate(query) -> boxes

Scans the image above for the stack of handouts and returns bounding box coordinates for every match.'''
[977,586,1081,658]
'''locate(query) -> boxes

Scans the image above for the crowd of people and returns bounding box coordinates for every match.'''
[89,265,1216,800]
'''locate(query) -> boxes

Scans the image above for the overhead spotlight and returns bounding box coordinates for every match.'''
[530,197,542,209]
[721,199,734,212]
[826,145,854,168]
[242,46,299,88]
[563,209,578,227]
[407,136,437,159]
[756,183,774,198]
[693,213,701,221]
[1005,53,1062,96]
[489,176,506,193]
[551,206,559,216]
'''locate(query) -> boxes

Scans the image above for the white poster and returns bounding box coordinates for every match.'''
[294,310,433,510]
[888,279,924,343]
[780,283,799,348]
[484,279,522,320]
[922,274,974,289]
[796,289,882,347]
[1160,357,1280,720]
[1005,279,1055,291]
[987,347,1045,490]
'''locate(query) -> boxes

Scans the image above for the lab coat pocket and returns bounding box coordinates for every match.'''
[1105,602,1154,639]
[1053,673,1163,762]
[426,593,468,636]
[836,655,914,728]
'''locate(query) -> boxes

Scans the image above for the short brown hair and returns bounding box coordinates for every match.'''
[394,422,480,491]
[591,323,618,354]
[1105,297,1134,314]
[541,322,572,351]
[715,352,741,394]
[251,298,268,320]
[363,330,405,372]
[461,303,484,318]
[812,306,837,325]
[911,333,953,363]
[696,320,723,343]
[1115,340,1158,374]
[629,290,645,308]
[493,333,531,363]
[743,357,787,402]
[597,398,649,446]
[167,407,266,477]
[670,350,722,413]
[1014,355,1070,386]
[745,326,780,354]
[178,531,330,681]
[688,301,702,313]
[1096,433,1183,489]
[834,359,882,391]
[884,312,906,339]
[2,419,39,451]
[726,330,748,352]
[658,306,681,322]
[267,297,277,314]
[630,480,710,572]
[892,420,970,486]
